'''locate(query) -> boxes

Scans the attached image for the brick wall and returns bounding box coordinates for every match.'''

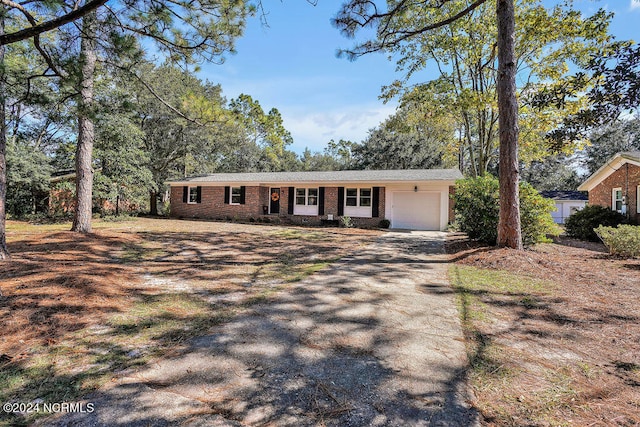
[170,184,387,227]
[170,185,265,219]
[588,163,640,223]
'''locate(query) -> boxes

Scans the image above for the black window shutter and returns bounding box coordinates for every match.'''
[318,187,325,215]
[372,187,380,217]
[224,186,230,204]
[288,187,295,214]
[183,186,188,203]
[196,186,202,203]
[338,187,344,216]
[240,186,246,205]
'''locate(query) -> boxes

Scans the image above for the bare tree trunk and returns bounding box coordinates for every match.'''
[496,0,522,250]
[149,191,158,216]
[0,9,10,260]
[71,11,96,233]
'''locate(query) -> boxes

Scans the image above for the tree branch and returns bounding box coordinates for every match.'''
[336,0,489,58]
[0,0,108,45]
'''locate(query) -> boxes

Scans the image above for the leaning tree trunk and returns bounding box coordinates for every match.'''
[495,0,523,250]
[0,8,10,260]
[72,11,97,233]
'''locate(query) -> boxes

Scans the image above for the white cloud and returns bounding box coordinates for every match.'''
[284,104,398,153]
[200,69,399,153]
[631,0,640,10]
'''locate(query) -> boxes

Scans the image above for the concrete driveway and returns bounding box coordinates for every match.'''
[44,231,477,426]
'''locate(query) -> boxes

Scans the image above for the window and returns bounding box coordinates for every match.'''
[231,187,242,205]
[344,187,373,218]
[293,187,319,216]
[296,188,306,205]
[613,188,623,212]
[188,186,199,204]
[308,188,318,206]
[295,188,318,206]
[360,188,371,207]
[346,188,357,206]
[345,188,371,207]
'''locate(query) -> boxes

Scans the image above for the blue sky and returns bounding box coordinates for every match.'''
[200,1,639,154]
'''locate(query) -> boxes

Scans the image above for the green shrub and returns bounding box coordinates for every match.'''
[595,225,640,257]
[453,175,500,244]
[379,219,391,229]
[340,216,354,228]
[519,182,561,246]
[564,205,626,241]
[453,175,559,246]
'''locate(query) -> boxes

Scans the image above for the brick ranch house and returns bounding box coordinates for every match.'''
[578,151,640,224]
[167,169,462,230]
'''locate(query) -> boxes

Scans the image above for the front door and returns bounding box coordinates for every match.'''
[269,188,280,214]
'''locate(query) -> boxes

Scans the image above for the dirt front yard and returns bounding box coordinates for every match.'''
[447,234,640,426]
[0,218,380,426]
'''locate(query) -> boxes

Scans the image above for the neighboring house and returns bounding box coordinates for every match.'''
[49,170,77,215]
[578,151,640,224]
[49,168,134,215]
[540,190,588,224]
[167,169,462,230]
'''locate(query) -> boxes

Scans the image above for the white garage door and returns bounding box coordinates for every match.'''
[392,192,441,230]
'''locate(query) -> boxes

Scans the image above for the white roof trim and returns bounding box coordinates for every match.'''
[578,153,640,191]
[167,179,458,187]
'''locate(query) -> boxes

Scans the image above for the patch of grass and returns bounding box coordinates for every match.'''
[256,258,338,284]
[108,293,229,345]
[268,228,328,241]
[449,265,561,424]
[577,361,597,379]
[6,220,71,234]
[118,243,166,262]
[0,292,230,427]
[449,266,526,382]
[452,264,554,296]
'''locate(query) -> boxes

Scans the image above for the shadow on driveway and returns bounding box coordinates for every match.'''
[44,231,477,426]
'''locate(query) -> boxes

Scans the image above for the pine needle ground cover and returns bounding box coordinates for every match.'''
[0,218,379,426]
[448,234,640,426]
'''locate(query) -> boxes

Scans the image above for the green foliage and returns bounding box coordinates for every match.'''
[94,115,154,214]
[564,205,626,241]
[229,94,295,172]
[348,91,456,170]
[518,182,561,246]
[454,176,559,246]
[535,43,640,147]
[352,125,446,170]
[340,216,354,228]
[335,0,618,173]
[379,219,391,229]
[453,176,500,244]
[5,139,53,217]
[299,139,356,172]
[520,154,582,191]
[584,118,640,175]
[595,225,640,258]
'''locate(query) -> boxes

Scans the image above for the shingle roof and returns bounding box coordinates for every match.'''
[620,151,640,162]
[167,169,463,184]
[540,190,588,201]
